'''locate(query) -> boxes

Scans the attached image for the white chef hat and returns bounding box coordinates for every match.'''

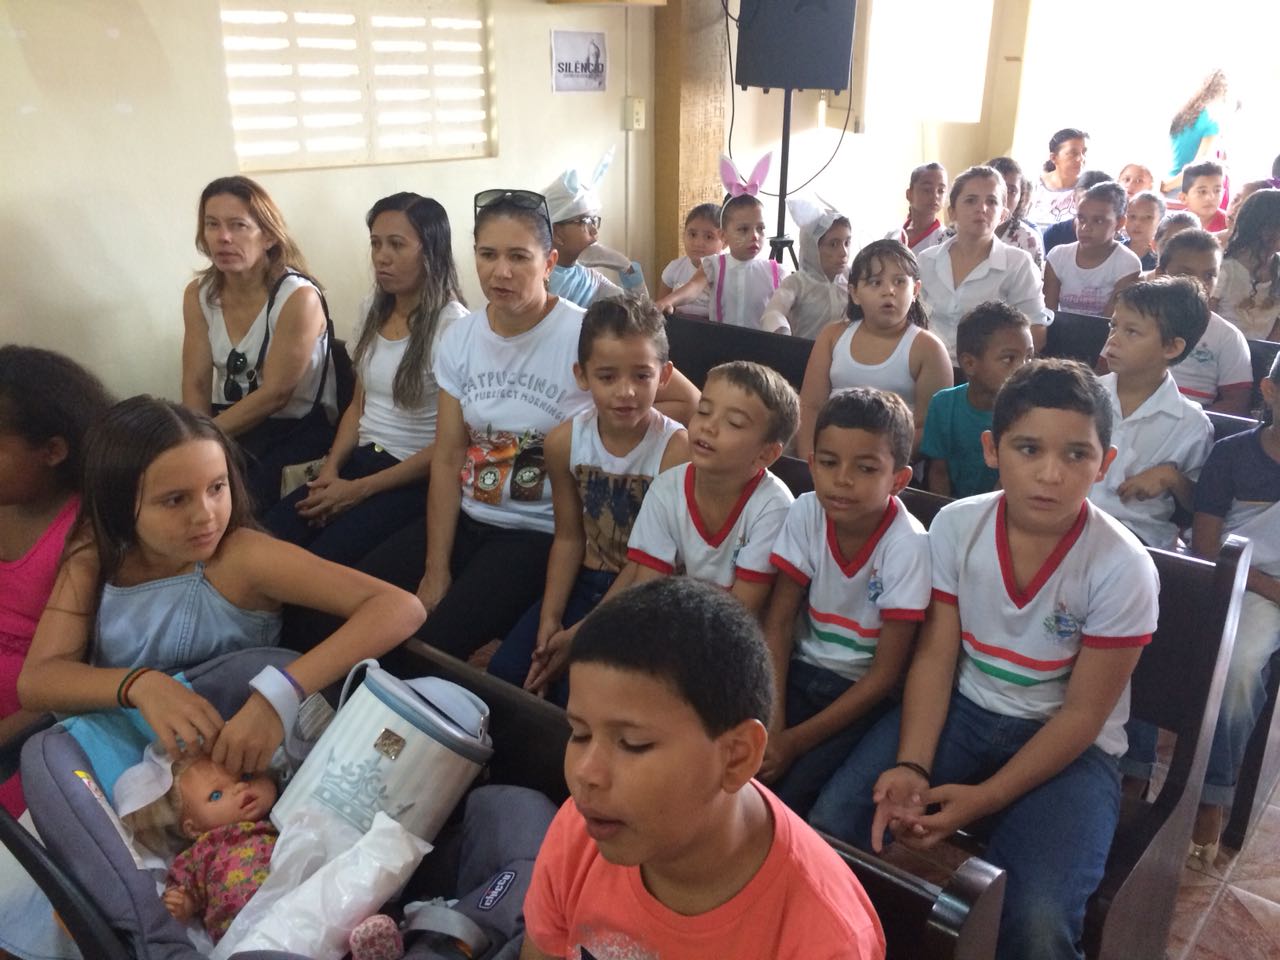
[543,146,615,223]
[788,194,846,278]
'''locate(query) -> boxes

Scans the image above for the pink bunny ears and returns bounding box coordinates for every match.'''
[720,153,772,198]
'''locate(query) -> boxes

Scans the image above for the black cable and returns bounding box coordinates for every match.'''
[724,3,736,159]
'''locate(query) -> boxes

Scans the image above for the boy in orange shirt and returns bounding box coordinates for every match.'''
[521,577,885,960]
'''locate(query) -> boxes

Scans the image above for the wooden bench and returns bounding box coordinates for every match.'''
[1042,311,1111,367]
[1206,410,1259,441]
[394,640,1006,960]
[666,312,815,392]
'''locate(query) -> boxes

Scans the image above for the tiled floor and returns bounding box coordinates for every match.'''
[1169,791,1280,959]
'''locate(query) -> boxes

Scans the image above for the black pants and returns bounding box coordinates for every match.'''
[219,406,335,514]
[265,444,427,568]
[357,512,553,659]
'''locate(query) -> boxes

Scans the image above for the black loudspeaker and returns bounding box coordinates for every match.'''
[734,0,856,92]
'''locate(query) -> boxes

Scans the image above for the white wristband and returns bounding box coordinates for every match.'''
[249,666,303,741]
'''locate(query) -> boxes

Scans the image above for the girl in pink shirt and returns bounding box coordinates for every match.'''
[0,346,113,815]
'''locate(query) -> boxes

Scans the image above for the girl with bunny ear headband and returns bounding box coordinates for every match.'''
[655,154,792,332]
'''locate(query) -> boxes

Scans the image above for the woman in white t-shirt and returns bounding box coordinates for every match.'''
[181,176,336,511]
[917,166,1051,357]
[356,190,699,660]
[1026,128,1089,230]
[266,192,467,566]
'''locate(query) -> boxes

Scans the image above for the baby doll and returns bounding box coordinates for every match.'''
[124,753,407,959]
[124,755,279,944]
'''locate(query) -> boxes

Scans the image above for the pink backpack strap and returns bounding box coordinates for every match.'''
[770,259,780,289]
[714,254,727,323]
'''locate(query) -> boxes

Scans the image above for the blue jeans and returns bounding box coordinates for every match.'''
[487,568,617,707]
[265,443,427,568]
[1124,593,1280,806]
[811,694,1121,960]
[770,659,889,818]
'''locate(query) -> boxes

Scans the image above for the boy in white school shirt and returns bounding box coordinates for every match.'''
[1089,276,1213,548]
[810,359,1160,960]
[1155,229,1254,416]
[626,361,797,616]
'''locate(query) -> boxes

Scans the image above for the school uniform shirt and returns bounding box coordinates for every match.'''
[1195,425,1280,577]
[885,220,948,255]
[1170,310,1253,407]
[770,494,930,682]
[919,384,999,498]
[356,300,469,461]
[661,256,712,318]
[433,299,594,534]
[1089,372,1214,549]
[917,236,1050,357]
[1215,257,1280,340]
[525,784,887,960]
[931,492,1159,756]
[1046,242,1144,316]
[704,254,789,331]
[627,463,793,588]
[570,406,684,573]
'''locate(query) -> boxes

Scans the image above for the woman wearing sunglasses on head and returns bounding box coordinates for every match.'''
[181,175,337,511]
[264,192,467,566]
[356,189,698,660]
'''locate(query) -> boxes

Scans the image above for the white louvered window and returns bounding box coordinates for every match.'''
[219,2,492,171]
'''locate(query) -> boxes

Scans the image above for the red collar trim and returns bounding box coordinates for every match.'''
[685,465,766,548]
[826,498,899,577]
[995,496,1088,609]
[904,219,942,247]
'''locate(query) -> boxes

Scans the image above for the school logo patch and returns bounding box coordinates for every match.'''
[867,567,884,603]
[1190,342,1215,364]
[1042,602,1084,645]
[478,870,517,910]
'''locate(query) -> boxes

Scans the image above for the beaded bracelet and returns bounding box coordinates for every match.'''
[892,760,932,783]
[117,666,153,708]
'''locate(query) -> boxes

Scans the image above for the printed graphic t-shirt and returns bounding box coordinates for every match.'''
[525,783,886,960]
[434,299,593,533]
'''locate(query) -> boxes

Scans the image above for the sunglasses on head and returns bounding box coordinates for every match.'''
[223,348,258,402]
[474,189,553,233]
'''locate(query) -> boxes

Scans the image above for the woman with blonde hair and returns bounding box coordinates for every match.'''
[181,175,337,511]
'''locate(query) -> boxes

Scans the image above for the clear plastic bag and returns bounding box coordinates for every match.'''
[212,809,430,960]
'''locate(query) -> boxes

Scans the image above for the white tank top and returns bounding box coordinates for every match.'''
[569,406,683,572]
[202,273,336,420]
[356,300,468,461]
[829,320,922,408]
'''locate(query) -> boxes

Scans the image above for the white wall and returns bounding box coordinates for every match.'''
[1011,0,1276,188]
[0,0,654,397]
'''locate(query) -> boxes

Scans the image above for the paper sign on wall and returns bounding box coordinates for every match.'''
[551,30,607,93]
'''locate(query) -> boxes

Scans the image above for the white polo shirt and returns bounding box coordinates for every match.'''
[918,236,1051,357]
[932,492,1158,756]
[1089,372,1214,548]
[627,463,793,588]
[1170,311,1253,406]
[770,494,930,682]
